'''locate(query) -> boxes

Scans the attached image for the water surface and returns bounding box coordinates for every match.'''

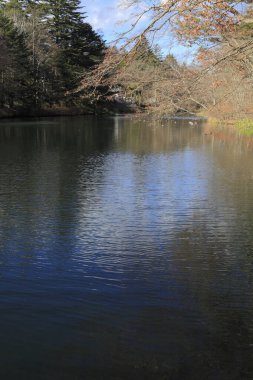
[0,116,253,379]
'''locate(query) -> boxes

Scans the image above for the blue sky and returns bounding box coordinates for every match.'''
[84,0,124,42]
[83,0,197,62]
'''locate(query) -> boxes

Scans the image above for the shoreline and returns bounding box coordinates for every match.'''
[0,107,93,120]
[2,106,253,139]
[0,102,138,120]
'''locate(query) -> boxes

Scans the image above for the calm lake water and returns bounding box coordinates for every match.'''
[0,116,253,380]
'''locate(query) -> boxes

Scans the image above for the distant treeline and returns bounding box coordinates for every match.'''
[0,0,105,111]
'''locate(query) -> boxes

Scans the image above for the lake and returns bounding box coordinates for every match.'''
[0,115,253,380]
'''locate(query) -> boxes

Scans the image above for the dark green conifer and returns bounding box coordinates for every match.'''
[46,0,105,68]
[134,36,160,66]
[0,11,32,107]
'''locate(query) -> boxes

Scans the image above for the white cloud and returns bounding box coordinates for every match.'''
[83,0,149,42]
[84,0,132,41]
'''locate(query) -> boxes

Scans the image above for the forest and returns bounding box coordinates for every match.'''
[0,0,105,114]
[1,0,253,119]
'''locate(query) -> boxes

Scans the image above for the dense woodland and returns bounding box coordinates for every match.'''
[0,0,105,112]
[1,0,253,118]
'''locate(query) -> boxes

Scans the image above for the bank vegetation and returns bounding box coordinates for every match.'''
[1,0,253,120]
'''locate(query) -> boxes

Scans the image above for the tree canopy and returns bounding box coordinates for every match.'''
[0,0,105,109]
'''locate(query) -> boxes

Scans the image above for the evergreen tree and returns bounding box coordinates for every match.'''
[0,11,32,107]
[134,36,160,66]
[23,1,62,107]
[45,0,105,65]
[0,0,106,109]
[45,0,105,90]
[163,54,178,70]
[71,22,105,68]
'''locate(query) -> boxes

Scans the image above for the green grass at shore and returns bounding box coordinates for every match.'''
[196,110,253,136]
[235,119,253,136]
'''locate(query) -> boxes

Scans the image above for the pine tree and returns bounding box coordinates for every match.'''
[0,11,32,107]
[1,0,65,107]
[163,54,178,70]
[0,0,106,108]
[71,22,105,68]
[45,0,105,91]
[134,36,160,66]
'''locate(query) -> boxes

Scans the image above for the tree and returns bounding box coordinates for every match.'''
[98,0,253,116]
[163,54,178,70]
[133,35,160,65]
[0,11,32,107]
[71,22,105,68]
[22,1,63,106]
[45,0,105,91]
[1,0,59,106]
[0,0,106,108]
[118,0,241,45]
